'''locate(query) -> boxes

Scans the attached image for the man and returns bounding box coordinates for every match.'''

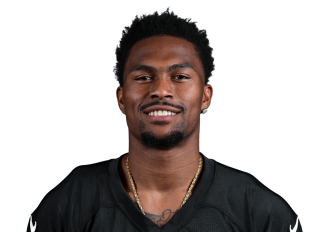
[27,9,303,232]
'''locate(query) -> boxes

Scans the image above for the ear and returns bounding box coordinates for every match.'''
[116,86,126,114]
[201,84,213,112]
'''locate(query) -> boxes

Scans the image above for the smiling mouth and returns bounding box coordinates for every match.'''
[145,112,180,121]
[146,110,178,116]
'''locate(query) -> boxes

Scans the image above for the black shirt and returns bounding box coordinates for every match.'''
[26,154,303,232]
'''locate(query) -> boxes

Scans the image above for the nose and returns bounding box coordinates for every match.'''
[149,76,173,100]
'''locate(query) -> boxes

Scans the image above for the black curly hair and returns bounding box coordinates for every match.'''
[114,9,214,86]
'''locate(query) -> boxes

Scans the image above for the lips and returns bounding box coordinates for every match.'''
[143,105,181,115]
[145,114,179,121]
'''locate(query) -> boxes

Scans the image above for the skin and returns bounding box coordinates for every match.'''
[116,35,213,227]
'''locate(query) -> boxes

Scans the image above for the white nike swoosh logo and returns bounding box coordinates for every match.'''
[29,215,37,232]
[289,217,299,232]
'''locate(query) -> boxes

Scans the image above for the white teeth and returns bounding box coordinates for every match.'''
[148,110,177,116]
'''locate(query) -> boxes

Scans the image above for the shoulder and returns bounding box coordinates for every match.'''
[39,159,117,207]
[43,160,110,200]
[29,159,118,231]
[204,160,302,231]
[215,162,284,203]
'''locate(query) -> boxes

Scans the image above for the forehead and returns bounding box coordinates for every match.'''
[124,36,204,79]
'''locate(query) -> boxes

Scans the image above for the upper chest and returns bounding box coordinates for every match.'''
[128,192,190,227]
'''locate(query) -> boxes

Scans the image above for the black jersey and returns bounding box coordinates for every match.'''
[26,154,303,232]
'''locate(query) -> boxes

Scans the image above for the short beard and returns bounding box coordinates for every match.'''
[141,130,184,148]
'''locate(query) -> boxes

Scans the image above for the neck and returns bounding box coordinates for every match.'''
[121,130,202,194]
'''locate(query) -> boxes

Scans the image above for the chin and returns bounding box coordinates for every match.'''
[140,130,184,148]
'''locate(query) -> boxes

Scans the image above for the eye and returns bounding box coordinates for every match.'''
[173,75,188,80]
[136,75,188,81]
[136,76,152,81]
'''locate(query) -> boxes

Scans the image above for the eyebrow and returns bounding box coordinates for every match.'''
[129,63,196,74]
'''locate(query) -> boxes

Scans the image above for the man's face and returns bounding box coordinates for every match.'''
[117,36,212,148]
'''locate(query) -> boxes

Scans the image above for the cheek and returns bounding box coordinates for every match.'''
[179,89,202,135]
[123,86,138,111]
[178,85,203,111]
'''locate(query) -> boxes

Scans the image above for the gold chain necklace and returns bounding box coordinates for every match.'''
[126,156,202,215]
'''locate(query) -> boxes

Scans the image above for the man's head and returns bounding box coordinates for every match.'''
[115,9,214,149]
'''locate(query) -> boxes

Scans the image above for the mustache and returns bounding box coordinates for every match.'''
[139,101,186,112]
